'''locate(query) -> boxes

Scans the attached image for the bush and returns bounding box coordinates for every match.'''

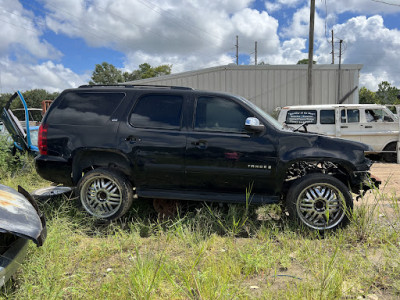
[0,135,34,180]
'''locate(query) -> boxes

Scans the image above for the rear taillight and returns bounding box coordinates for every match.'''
[38,124,48,155]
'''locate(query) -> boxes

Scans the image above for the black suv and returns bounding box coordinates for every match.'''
[34,85,379,230]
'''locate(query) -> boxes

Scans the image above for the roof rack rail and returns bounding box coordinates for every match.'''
[78,84,193,90]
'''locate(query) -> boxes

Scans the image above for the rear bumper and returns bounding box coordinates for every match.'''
[35,155,73,185]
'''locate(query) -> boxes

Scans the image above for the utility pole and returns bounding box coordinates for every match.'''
[337,39,343,103]
[255,41,258,65]
[331,30,334,64]
[236,35,239,65]
[307,0,315,105]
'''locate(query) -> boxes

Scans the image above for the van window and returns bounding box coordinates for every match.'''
[366,109,394,122]
[285,110,317,124]
[320,110,335,124]
[341,109,359,123]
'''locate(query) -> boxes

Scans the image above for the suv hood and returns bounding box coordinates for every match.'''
[0,184,46,246]
[279,131,372,169]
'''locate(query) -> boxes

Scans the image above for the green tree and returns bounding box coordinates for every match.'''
[0,90,59,110]
[359,87,377,104]
[89,62,124,85]
[89,62,172,84]
[297,59,316,65]
[375,81,399,105]
[123,63,172,81]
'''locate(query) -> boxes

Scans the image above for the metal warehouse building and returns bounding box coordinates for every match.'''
[126,64,363,113]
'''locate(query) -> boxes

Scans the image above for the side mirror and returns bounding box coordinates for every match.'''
[245,117,265,132]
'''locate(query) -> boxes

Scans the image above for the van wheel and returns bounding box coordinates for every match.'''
[286,174,353,231]
[383,142,397,163]
[78,168,133,220]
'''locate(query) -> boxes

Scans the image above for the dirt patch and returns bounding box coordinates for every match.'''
[370,163,400,194]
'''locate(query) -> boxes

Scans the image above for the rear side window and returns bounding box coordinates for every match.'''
[47,92,125,125]
[285,110,317,124]
[129,94,183,130]
[320,110,335,124]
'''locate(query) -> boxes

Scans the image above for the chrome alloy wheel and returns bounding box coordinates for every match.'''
[296,183,346,230]
[81,176,123,218]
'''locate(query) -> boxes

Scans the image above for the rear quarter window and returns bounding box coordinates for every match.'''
[285,110,317,124]
[47,92,125,125]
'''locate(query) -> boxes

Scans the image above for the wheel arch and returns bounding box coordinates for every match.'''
[281,159,353,197]
[72,149,134,185]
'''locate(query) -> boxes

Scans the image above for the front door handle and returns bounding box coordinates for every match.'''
[340,126,348,128]
[365,125,373,128]
[191,140,208,149]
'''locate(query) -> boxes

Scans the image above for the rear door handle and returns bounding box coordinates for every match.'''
[191,140,208,149]
[365,125,372,128]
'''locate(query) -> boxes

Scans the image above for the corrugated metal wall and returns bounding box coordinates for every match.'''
[127,64,362,113]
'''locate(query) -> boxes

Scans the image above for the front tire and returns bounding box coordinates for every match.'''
[78,168,133,220]
[286,174,353,231]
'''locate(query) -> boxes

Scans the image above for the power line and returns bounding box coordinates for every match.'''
[371,0,400,6]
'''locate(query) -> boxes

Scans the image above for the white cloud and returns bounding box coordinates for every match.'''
[0,0,61,60]
[316,0,400,15]
[265,0,305,12]
[281,5,326,39]
[315,15,400,90]
[257,37,307,64]
[41,0,280,70]
[0,59,88,93]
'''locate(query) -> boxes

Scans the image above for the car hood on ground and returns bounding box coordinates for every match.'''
[0,184,46,246]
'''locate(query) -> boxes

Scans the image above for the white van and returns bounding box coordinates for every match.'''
[277,104,399,162]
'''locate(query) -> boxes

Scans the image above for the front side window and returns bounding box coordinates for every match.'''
[341,109,359,123]
[194,96,251,132]
[366,109,395,122]
[285,110,317,124]
[129,94,183,130]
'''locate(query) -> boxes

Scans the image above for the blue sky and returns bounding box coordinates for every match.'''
[1,0,400,93]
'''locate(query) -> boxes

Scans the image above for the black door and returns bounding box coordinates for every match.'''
[118,93,187,191]
[185,95,277,196]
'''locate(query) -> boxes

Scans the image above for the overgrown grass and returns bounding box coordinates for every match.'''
[0,151,399,299]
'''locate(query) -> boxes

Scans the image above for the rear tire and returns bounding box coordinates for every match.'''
[78,168,133,220]
[286,174,353,231]
[382,142,397,163]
